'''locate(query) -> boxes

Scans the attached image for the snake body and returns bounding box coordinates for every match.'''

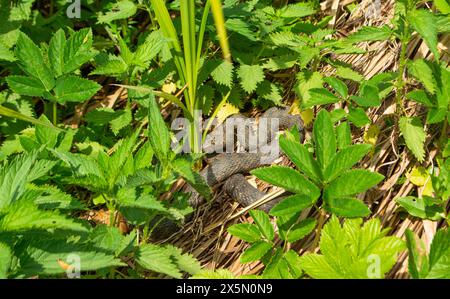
[151,107,303,239]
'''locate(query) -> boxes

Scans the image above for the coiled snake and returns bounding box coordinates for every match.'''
[152,107,304,239]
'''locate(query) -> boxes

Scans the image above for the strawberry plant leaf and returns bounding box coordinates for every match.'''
[313,110,336,170]
[324,169,384,199]
[325,197,371,217]
[279,134,322,183]
[323,144,372,182]
[240,241,272,263]
[286,218,317,243]
[251,166,320,200]
[227,223,261,243]
[249,210,274,242]
[269,194,317,217]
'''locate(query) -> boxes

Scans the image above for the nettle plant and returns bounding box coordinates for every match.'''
[6,29,101,125]
[342,0,449,162]
[0,95,209,278]
[53,94,211,240]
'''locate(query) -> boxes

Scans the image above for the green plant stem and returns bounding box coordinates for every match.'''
[312,209,326,250]
[395,39,408,116]
[52,102,58,126]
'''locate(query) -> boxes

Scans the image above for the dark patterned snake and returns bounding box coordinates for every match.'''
[151,107,304,240]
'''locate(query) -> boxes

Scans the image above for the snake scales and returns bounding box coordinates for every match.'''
[151,107,304,240]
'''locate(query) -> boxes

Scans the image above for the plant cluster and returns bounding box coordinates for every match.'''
[0,0,449,279]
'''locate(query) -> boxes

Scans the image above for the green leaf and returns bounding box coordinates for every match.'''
[135,244,182,278]
[0,43,15,62]
[251,166,320,200]
[227,223,261,243]
[345,25,392,43]
[406,90,434,107]
[269,194,316,217]
[407,9,439,60]
[336,66,363,82]
[240,241,272,263]
[278,2,316,18]
[0,199,88,233]
[325,197,371,217]
[148,93,171,161]
[211,60,233,87]
[286,218,317,243]
[279,134,322,183]
[134,31,166,66]
[304,88,340,108]
[397,196,444,220]
[335,121,352,150]
[405,229,428,279]
[427,229,450,278]
[434,0,450,13]
[299,216,405,278]
[63,28,96,74]
[164,245,201,275]
[6,75,46,97]
[97,0,138,24]
[14,32,54,91]
[351,84,380,107]
[324,77,348,98]
[323,144,372,182]
[347,107,370,127]
[0,242,11,278]
[313,110,336,169]
[0,151,38,209]
[53,75,101,103]
[407,59,437,94]
[91,54,128,76]
[299,254,342,278]
[399,117,426,162]
[48,29,66,77]
[172,158,212,200]
[249,210,274,242]
[325,169,384,199]
[35,115,60,148]
[89,225,123,253]
[237,64,265,93]
[15,240,124,276]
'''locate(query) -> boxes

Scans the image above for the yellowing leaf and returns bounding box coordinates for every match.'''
[216,102,239,124]
[422,179,434,197]
[407,166,430,187]
[161,82,177,94]
[363,124,380,147]
[301,109,314,126]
